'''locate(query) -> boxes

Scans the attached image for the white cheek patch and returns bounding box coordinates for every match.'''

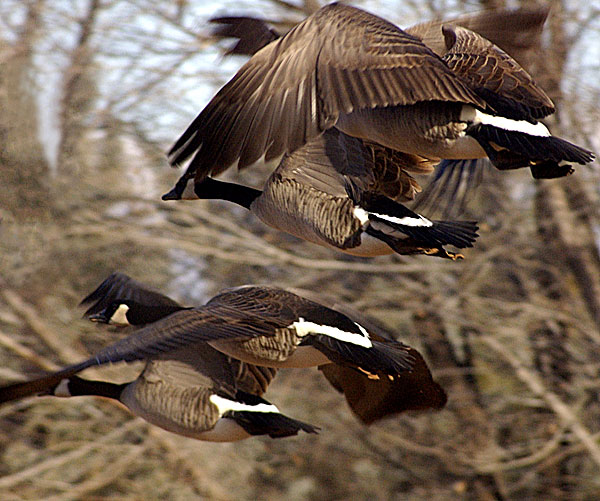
[354,207,433,228]
[182,181,199,200]
[291,318,373,348]
[209,394,280,416]
[462,106,550,137]
[110,304,130,325]
[53,379,71,397]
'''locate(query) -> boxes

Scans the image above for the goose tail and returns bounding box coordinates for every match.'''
[357,192,479,250]
[227,391,320,438]
[467,119,594,179]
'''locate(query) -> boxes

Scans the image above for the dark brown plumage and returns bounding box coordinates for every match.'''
[0,274,446,425]
[165,128,478,259]
[168,3,593,193]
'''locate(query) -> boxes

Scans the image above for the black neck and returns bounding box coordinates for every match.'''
[126,303,186,326]
[194,177,261,210]
[63,376,127,401]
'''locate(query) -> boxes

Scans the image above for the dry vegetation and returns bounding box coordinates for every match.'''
[1,0,600,499]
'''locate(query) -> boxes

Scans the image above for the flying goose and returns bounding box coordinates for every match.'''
[40,346,317,442]
[0,278,316,441]
[206,7,552,217]
[164,128,478,259]
[80,272,446,422]
[0,273,445,424]
[168,3,593,189]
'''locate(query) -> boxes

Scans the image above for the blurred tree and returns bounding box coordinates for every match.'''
[0,0,49,214]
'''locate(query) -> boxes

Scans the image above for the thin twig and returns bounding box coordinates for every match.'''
[481,335,600,469]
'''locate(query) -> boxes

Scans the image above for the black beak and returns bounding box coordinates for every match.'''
[161,187,180,200]
[88,312,109,323]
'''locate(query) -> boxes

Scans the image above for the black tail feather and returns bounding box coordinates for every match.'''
[228,391,319,438]
[307,335,415,377]
[468,124,594,176]
[380,218,479,249]
[229,410,320,438]
[358,192,479,249]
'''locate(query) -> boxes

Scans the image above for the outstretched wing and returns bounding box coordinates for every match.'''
[168,3,483,180]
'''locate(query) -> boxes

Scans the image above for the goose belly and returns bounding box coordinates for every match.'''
[252,180,363,250]
[189,418,253,442]
[338,233,394,257]
[336,103,487,160]
[120,383,252,442]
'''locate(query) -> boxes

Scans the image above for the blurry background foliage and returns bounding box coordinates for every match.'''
[1,0,599,499]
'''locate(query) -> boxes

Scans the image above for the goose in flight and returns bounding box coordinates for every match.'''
[205,6,563,218]
[79,272,447,423]
[167,3,593,185]
[164,128,478,259]
[0,276,318,441]
[0,274,446,426]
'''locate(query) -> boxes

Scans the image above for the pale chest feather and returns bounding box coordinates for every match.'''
[252,179,362,249]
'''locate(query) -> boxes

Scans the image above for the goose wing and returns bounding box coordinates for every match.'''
[439,24,554,120]
[168,3,484,179]
[80,272,182,320]
[272,129,373,198]
[274,128,434,201]
[210,16,280,56]
[88,306,291,367]
[406,6,549,63]
[143,345,237,392]
[287,287,447,423]
[318,351,447,424]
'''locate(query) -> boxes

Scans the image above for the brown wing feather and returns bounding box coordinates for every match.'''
[274,129,433,202]
[318,348,447,425]
[441,25,554,120]
[232,360,277,396]
[273,129,371,197]
[85,292,298,367]
[168,3,484,180]
[362,142,435,201]
[406,7,549,61]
